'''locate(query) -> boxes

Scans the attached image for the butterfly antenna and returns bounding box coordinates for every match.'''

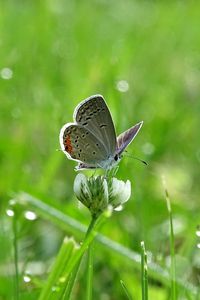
[123,152,148,166]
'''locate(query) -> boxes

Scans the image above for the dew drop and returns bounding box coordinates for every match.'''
[116,80,129,93]
[6,209,14,217]
[23,275,31,283]
[24,211,37,221]
[0,67,13,80]
[59,276,66,283]
[196,226,200,237]
[52,285,60,292]
[9,199,17,206]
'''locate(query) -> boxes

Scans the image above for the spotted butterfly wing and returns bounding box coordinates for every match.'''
[59,123,108,167]
[116,121,143,156]
[60,95,143,170]
[74,95,117,156]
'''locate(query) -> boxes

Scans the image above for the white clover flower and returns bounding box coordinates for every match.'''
[73,174,131,217]
[109,178,131,210]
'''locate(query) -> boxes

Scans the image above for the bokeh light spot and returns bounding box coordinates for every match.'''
[116,80,129,92]
[1,67,13,80]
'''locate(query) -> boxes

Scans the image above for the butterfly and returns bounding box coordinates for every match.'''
[59,95,143,170]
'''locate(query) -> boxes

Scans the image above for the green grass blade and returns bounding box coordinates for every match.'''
[41,213,105,300]
[62,214,105,281]
[195,279,200,300]
[141,241,148,300]
[62,258,82,300]
[16,192,198,296]
[163,179,177,300]
[120,280,133,300]
[39,237,78,300]
[86,241,94,300]
[12,212,19,300]
[62,216,99,300]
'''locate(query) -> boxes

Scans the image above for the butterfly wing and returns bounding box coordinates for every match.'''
[75,162,97,170]
[59,123,108,165]
[74,95,117,156]
[116,121,143,155]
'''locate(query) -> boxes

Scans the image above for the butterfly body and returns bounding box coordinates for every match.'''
[59,95,143,170]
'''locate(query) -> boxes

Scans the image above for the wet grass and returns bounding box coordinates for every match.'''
[1,1,200,299]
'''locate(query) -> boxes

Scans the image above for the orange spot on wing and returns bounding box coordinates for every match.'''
[64,135,73,154]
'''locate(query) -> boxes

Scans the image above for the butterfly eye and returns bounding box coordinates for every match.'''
[114,154,119,161]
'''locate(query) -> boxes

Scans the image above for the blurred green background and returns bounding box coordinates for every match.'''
[1,1,200,299]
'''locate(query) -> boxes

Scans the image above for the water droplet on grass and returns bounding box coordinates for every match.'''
[196,225,200,237]
[1,67,13,80]
[116,80,129,92]
[59,276,66,283]
[6,209,14,217]
[23,275,31,283]
[52,285,60,292]
[24,211,37,221]
[9,199,17,206]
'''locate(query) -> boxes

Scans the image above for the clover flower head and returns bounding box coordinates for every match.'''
[74,173,131,217]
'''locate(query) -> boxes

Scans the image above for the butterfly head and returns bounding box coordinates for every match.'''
[97,153,121,170]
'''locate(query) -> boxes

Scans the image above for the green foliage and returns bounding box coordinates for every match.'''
[1,0,200,299]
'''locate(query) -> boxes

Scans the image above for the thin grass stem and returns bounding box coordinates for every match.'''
[86,240,94,300]
[39,237,76,300]
[62,216,98,300]
[62,258,82,300]
[16,192,198,296]
[13,213,19,300]
[195,279,200,300]
[141,241,148,300]
[84,216,99,300]
[63,215,101,283]
[163,178,177,300]
[120,280,133,300]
